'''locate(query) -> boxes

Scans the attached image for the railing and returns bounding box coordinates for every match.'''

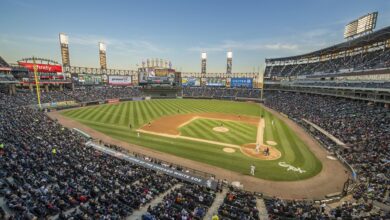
[94,139,216,180]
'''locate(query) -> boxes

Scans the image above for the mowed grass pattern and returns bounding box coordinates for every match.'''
[179,119,257,146]
[61,99,322,181]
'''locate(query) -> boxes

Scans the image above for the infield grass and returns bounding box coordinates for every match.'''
[179,119,257,146]
[61,99,322,181]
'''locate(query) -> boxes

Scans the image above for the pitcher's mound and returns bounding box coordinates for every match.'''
[223,148,235,153]
[213,127,229,132]
[241,143,281,160]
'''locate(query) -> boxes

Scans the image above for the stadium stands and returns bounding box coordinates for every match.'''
[64,86,142,103]
[264,91,389,219]
[1,86,389,219]
[0,56,10,68]
[265,26,390,78]
[218,189,259,220]
[143,184,216,219]
[283,80,390,89]
[182,87,261,99]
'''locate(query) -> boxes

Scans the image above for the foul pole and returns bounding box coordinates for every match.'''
[32,57,42,109]
[259,67,264,100]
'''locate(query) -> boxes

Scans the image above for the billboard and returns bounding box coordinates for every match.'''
[182,77,200,86]
[155,68,169,77]
[230,78,253,88]
[206,77,226,87]
[108,75,132,85]
[344,12,378,39]
[71,74,101,85]
[18,62,63,73]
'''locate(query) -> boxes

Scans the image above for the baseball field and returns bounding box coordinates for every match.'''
[60,99,322,181]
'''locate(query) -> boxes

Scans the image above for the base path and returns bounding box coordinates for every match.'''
[256,118,265,145]
[48,105,350,200]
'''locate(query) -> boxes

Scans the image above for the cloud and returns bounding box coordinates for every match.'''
[0,33,167,54]
[188,40,299,52]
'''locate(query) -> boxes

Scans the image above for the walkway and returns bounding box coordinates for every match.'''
[128,184,182,220]
[204,188,228,219]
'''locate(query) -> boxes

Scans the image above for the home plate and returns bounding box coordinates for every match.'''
[223,148,235,153]
[327,156,337,160]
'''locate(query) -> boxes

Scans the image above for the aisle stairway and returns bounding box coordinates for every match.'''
[204,188,228,219]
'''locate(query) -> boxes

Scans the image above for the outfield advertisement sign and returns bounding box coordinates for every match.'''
[87,141,218,189]
[206,77,226,87]
[18,62,63,73]
[108,76,132,85]
[231,78,253,88]
[107,99,120,104]
[182,77,200,86]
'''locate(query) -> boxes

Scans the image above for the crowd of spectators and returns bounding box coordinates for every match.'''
[218,189,259,220]
[0,74,17,82]
[0,92,178,219]
[1,86,389,219]
[183,87,261,99]
[143,184,216,220]
[66,86,142,102]
[264,198,327,219]
[0,86,142,107]
[285,80,390,89]
[264,91,390,219]
[265,47,390,78]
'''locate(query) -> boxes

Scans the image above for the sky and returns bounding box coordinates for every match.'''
[0,0,389,73]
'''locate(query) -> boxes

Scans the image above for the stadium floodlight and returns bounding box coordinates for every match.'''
[201,52,207,59]
[344,12,378,39]
[59,33,69,45]
[99,42,106,52]
[227,51,233,59]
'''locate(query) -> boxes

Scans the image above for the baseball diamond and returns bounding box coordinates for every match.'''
[2,2,390,219]
[60,99,322,181]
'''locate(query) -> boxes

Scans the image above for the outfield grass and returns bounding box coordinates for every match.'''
[61,99,322,181]
[179,118,257,146]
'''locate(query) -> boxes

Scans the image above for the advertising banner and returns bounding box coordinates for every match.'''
[231,78,253,88]
[107,99,120,104]
[206,77,226,87]
[108,76,132,85]
[182,77,200,86]
[19,62,63,73]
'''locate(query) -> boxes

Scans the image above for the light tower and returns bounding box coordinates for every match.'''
[59,33,70,68]
[201,52,207,77]
[99,42,107,70]
[226,51,232,75]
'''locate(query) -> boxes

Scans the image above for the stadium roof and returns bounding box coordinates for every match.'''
[266,26,390,62]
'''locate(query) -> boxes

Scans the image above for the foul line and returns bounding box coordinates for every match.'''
[137,129,241,149]
[256,119,265,145]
